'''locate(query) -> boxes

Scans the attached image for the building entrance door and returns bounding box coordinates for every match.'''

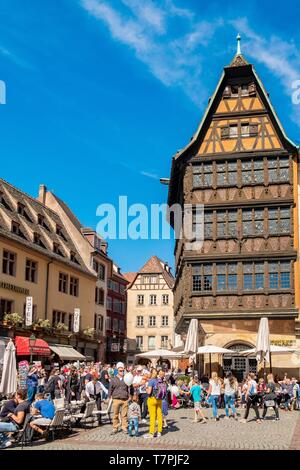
[223,343,257,382]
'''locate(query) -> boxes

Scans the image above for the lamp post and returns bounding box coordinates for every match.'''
[29,333,36,366]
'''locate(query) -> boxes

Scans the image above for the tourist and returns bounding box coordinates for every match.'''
[144,369,167,439]
[262,374,279,421]
[189,377,207,424]
[240,373,261,423]
[0,395,17,421]
[207,372,222,421]
[139,370,150,423]
[66,367,80,402]
[292,377,300,410]
[280,378,293,411]
[0,389,30,449]
[44,369,63,400]
[128,394,141,437]
[30,393,55,436]
[257,378,266,406]
[224,371,238,419]
[27,366,39,403]
[99,365,110,401]
[109,362,130,435]
[85,373,108,412]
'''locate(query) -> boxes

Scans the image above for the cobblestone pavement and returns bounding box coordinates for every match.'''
[13,407,300,450]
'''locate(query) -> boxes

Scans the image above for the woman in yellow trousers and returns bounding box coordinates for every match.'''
[144,369,165,439]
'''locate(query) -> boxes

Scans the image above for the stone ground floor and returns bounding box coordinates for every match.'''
[11,406,300,451]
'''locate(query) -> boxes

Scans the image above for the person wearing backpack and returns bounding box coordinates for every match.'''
[144,369,167,439]
[240,373,262,423]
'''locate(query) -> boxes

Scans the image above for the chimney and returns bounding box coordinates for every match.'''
[38,184,47,204]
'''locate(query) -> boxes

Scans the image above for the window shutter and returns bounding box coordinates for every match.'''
[221,126,230,139]
[249,123,258,136]
[248,82,256,96]
[223,86,231,98]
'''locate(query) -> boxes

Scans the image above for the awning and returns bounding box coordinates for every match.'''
[15,336,51,357]
[49,345,85,361]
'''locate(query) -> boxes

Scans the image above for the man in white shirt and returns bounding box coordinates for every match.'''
[85,374,108,417]
[132,366,144,392]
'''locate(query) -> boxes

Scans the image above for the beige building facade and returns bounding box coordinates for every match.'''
[125,256,175,365]
[0,179,112,362]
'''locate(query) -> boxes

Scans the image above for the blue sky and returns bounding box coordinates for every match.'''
[1,0,300,274]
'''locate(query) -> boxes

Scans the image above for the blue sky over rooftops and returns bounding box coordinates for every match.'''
[0,0,300,272]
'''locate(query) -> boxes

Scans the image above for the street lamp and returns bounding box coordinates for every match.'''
[29,333,36,366]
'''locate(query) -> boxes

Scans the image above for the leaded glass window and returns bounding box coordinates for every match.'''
[268,157,290,183]
[217,263,237,291]
[242,161,252,184]
[204,211,213,238]
[192,265,212,292]
[243,262,264,290]
[242,159,264,184]
[216,161,237,186]
[193,164,213,188]
[268,261,291,290]
[268,207,290,235]
[254,160,264,183]
[217,210,237,237]
[242,209,264,236]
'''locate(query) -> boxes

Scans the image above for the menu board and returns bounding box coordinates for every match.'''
[18,360,29,390]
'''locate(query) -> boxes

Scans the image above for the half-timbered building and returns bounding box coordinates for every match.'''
[167,37,299,378]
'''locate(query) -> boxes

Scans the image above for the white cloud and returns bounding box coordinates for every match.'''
[80,0,222,106]
[231,18,300,128]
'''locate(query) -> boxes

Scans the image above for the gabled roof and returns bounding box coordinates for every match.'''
[123,272,136,284]
[126,255,174,289]
[167,50,299,207]
[0,179,93,276]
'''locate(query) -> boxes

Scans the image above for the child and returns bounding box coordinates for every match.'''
[162,396,169,429]
[128,394,141,437]
[190,378,207,423]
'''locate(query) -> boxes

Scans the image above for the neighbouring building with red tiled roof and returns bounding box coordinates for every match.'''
[125,256,175,366]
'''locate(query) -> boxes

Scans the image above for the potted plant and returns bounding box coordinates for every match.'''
[55,322,68,332]
[4,312,23,327]
[83,327,95,338]
[38,319,52,333]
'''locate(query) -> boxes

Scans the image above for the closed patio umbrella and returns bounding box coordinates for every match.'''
[0,339,17,397]
[197,345,232,376]
[184,319,199,374]
[256,317,270,365]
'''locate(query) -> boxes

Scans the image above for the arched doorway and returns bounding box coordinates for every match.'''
[223,342,257,382]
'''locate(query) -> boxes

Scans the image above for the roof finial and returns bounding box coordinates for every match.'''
[236,33,241,55]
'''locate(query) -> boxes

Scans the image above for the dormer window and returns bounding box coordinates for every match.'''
[53,242,64,257]
[56,224,67,240]
[11,221,27,239]
[70,251,80,264]
[223,82,256,99]
[37,214,50,231]
[33,232,46,249]
[17,202,32,223]
[0,192,12,211]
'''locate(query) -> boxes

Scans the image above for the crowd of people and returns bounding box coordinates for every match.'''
[0,361,300,448]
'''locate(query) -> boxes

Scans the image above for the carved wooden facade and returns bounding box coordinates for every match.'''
[168,53,299,337]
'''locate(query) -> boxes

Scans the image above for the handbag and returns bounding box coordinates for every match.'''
[264,399,276,408]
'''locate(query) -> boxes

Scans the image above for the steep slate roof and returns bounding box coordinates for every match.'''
[167,50,299,207]
[126,255,174,289]
[0,179,94,277]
